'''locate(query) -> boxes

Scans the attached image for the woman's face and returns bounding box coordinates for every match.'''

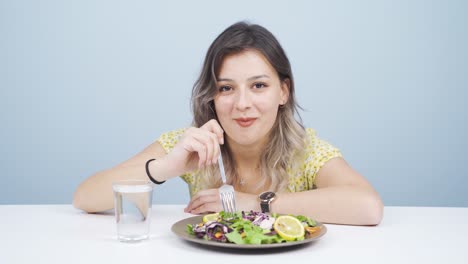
[214,50,289,147]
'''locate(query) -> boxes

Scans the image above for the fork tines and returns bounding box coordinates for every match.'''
[221,190,236,215]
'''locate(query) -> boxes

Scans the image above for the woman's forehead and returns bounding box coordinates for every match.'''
[217,50,277,81]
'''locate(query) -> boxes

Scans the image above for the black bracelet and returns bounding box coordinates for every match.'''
[145,159,166,185]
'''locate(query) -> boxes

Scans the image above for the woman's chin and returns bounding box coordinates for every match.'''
[225,127,271,147]
[227,135,263,147]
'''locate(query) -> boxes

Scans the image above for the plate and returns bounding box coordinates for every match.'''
[171,215,327,249]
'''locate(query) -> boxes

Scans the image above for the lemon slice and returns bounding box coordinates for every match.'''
[273,215,305,241]
[202,213,220,223]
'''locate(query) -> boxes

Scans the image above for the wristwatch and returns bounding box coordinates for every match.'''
[259,191,276,213]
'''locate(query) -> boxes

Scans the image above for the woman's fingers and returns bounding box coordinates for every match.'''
[183,125,223,168]
[174,120,224,171]
[191,131,218,167]
[200,120,223,164]
[182,138,207,168]
[185,189,218,211]
[184,189,220,213]
[201,119,224,145]
[185,191,258,215]
[189,202,220,215]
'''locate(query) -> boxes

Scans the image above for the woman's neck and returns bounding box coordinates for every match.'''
[226,136,268,169]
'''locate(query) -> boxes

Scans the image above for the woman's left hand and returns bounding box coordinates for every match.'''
[184,189,257,214]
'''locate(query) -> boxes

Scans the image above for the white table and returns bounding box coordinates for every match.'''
[0,205,467,264]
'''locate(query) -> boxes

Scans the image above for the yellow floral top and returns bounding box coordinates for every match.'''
[157,128,342,197]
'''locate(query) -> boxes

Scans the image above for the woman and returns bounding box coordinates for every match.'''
[74,22,383,225]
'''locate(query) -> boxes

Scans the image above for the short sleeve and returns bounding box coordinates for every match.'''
[156,128,195,185]
[304,128,342,188]
[157,128,186,153]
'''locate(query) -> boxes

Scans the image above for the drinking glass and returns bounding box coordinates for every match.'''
[113,180,153,242]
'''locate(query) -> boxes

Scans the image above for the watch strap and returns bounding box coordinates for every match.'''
[260,201,270,213]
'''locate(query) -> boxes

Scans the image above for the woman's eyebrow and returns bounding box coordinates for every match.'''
[248,74,270,81]
[217,74,270,82]
[217,77,234,82]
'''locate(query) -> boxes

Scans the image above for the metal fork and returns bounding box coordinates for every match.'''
[218,151,237,215]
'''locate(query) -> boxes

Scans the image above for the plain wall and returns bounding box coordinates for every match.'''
[1,0,467,206]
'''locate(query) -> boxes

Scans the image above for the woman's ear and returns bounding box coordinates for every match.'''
[280,79,290,105]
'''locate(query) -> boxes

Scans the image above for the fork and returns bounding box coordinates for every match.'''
[218,151,237,215]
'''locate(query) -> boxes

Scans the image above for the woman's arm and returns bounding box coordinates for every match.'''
[73,120,225,213]
[72,142,170,213]
[266,157,383,225]
[186,157,383,226]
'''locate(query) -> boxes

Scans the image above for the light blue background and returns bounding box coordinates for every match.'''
[1,0,467,206]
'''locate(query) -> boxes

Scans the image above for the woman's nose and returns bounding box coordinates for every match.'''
[234,89,252,110]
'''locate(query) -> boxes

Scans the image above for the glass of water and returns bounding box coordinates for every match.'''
[112,180,153,242]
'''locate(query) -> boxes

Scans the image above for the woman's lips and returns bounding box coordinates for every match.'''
[234,118,257,127]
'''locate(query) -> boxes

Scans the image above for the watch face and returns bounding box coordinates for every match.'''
[260,192,276,201]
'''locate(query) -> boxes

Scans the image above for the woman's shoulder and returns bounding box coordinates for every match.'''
[304,127,320,145]
[294,128,342,189]
[305,127,317,137]
[303,127,341,157]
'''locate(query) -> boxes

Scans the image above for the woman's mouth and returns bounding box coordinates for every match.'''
[234,118,257,127]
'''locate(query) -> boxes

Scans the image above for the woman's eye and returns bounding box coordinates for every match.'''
[254,83,266,89]
[219,86,232,92]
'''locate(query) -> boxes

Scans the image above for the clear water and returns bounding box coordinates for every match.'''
[113,185,153,242]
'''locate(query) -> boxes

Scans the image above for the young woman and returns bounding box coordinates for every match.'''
[74,22,383,225]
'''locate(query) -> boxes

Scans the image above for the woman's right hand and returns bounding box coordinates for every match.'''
[162,119,224,175]
[74,120,224,213]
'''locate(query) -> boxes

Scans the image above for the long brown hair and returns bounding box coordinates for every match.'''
[191,21,306,193]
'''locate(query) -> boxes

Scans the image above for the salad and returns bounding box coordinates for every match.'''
[186,211,321,245]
